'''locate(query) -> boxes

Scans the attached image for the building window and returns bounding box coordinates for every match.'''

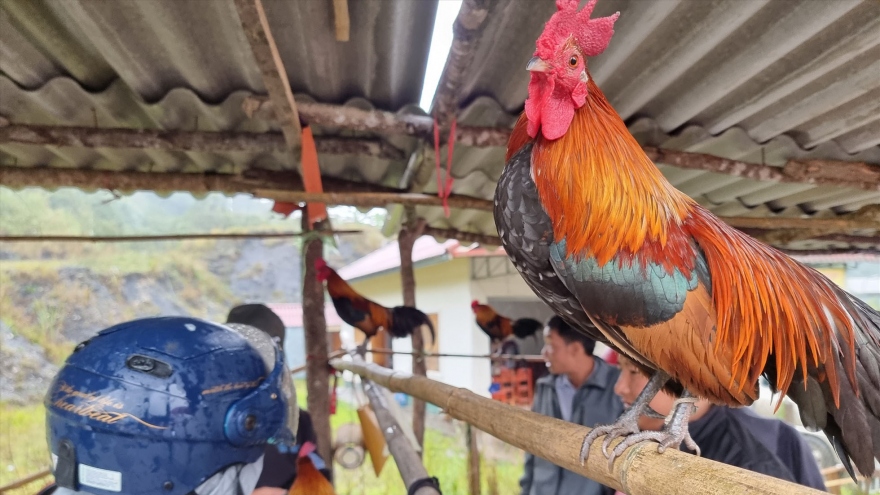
[424,313,440,372]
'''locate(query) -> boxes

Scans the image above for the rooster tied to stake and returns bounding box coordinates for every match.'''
[495,0,880,478]
[315,258,435,350]
[471,300,514,342]
[288,442,335,495]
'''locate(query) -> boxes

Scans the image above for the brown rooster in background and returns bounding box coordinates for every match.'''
[288,442,335,495]
[495,0,880,479]
[471,300,514,342]
[315,258,435,349]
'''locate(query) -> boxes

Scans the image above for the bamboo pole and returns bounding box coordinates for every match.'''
[0,231,362,243]
[330,359,822,495]
[357,360,440,495]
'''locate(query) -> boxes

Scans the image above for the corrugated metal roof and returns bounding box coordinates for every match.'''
[0,0,878,252]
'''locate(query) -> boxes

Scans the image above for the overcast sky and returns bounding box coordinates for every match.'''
[419,1,463,112]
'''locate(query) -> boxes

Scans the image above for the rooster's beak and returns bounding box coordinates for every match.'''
[526,57,550,73]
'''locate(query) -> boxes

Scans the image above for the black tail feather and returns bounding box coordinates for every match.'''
[785,292,880,479]
[389,306,435,344]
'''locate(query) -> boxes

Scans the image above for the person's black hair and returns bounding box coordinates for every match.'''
[512,317,543,339]
[226,303,286,342]
[545,315,596,355]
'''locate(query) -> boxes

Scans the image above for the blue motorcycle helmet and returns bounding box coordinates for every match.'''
[44,316,298,495]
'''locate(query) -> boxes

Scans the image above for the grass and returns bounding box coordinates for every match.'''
[1,388,525,495]
[0,403,51,495]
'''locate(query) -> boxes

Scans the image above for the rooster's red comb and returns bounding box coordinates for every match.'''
[535,0,619,59]
[471,300,481,309]
[314,257,327,269]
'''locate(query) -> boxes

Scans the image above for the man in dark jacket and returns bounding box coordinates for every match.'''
[226,303,332,491]
[730,407,826,491]
[519,316,622,495]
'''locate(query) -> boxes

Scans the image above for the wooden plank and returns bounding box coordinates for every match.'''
[330,358,822,495]
[332,0,350,42]
[233,0,301,148]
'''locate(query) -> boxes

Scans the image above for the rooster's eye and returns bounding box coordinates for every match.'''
[568,56,578,67]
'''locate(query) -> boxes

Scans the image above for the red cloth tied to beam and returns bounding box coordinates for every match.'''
[300,125,327,226]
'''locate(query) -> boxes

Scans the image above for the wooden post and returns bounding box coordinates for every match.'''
[466,423,482,495]
[399,216,428,451]
[358,357,441,495]
[330,358,822,495]
[301,214,333,479]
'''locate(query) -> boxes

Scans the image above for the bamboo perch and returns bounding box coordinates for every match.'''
[330,358,822,495]
[357,360,441,495]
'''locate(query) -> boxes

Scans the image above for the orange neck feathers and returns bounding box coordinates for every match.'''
[525,78,693,265]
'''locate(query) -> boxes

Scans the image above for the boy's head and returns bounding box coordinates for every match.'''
[542,316,596,375]
[614,354,709,431]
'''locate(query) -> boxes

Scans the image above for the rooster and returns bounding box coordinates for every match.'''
[471,300,514,342]
[494,0,880,479]
[315,258,435,349]
[289,442,335,495]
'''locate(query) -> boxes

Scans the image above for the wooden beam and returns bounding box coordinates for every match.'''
[399,217,428,451]
[422,226,501,247]
[813,233,880,245]
[243,98,512,147]
[430,0,491,128]
[0,166,398,195]
[255,189,495,211]
[357,357,440,495]
[332,0,350,42]
[301,216,334,479]
[233,0,301,148]
[330,358,821,495]
[0,231,362,243]
[0,124,405,160]
[643,147,880,193]
[748,205,880,244]
[722,214,880,232]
